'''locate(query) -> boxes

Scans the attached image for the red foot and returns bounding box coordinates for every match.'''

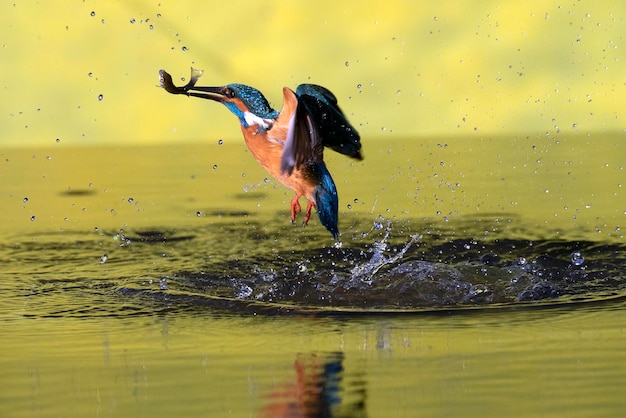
[290,194,316,226]
[303,201,315,225]
[290,194,302,223]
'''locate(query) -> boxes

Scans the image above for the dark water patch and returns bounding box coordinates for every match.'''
[203,209,254,217]
[58,188,97,197]
[166,234,626,313]
[130,230,195,243]
[232,192,267,201]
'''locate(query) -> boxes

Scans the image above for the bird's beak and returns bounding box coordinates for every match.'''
[159,69,226,102]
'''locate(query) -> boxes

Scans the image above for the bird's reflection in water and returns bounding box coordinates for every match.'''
[259,352,367,418]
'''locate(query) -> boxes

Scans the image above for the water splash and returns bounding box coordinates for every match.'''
[349,218,421,285]
[571,251,585,266]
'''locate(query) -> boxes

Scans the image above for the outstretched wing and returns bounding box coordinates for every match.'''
[280,84,362,175]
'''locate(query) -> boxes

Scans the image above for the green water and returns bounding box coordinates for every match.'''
[2,306,625,417]
[1,135,625,416]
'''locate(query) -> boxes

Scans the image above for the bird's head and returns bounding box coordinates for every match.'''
[191,83,279,129]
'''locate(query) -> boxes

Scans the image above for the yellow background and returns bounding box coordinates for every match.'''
[2,0,625,147]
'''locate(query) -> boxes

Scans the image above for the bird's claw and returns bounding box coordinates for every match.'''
[303,201,315,225]
[290,195,302,223]
[290,195,315,227]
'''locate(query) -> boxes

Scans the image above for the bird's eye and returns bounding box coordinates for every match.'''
[224,88,237,99]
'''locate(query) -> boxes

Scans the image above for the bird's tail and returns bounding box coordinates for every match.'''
[312,162,339,239]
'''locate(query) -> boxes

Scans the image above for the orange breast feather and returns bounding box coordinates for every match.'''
[240,88,316,200]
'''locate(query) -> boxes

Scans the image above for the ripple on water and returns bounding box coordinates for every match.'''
[160,219,626,313]
[4,217,626,317]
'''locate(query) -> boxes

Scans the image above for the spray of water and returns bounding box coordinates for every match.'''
[349,217,421,285]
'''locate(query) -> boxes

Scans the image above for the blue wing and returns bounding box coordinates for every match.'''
[281,84,362,175]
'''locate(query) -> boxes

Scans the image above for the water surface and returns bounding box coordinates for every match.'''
[1,135,624,416]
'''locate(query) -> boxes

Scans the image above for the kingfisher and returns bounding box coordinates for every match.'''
[158,68,362,239]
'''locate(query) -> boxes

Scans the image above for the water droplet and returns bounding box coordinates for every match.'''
[156,13,162,18]
[127,197,134,204]
[97,94,103,101]
[217,139,224,145]
[517,256,527,265]
[159,277,168,290]
[88,72,93,77]
[356,83,362,89]
[196,211,202,217]
[23,197,28,203]
[354,198,359,203]
[30,215,36,221]
[570,251,585,266]
[99,254,109,264]
[90,11,96,17]
[182,46,188,51]
[212,164,218,170]
[345,61,350,67]
[130,18,136,24]
[347,204,352,209]
[149,24,154,30]
[55,138,61,143]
